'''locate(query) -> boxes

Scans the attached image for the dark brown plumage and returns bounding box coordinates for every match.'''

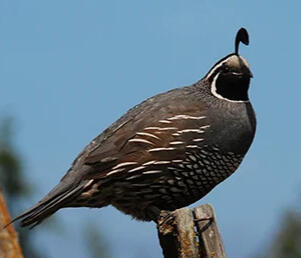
[12,28,256,228]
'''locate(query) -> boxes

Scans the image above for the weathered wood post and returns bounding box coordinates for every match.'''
[0,187,23,258]
[157,204,226,258]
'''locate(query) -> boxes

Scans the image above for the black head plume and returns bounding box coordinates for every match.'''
[235,28,249,55]
[205,28,252,101]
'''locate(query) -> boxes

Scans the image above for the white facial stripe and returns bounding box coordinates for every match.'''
[205,59,228,80]
[206,55,250,81]
[210,72,249,103]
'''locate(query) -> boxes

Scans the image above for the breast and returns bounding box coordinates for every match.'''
[206,101,256,155]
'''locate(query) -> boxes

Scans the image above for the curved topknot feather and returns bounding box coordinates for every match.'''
[235,27,249,55]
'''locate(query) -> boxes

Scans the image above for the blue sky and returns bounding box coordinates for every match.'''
[1,1,300,257]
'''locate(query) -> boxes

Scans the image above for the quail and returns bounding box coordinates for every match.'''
[13,28,256,227]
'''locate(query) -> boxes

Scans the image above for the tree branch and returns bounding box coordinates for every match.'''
[0,187,23,258]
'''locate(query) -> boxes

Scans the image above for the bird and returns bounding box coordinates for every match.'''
[12,27,256,228]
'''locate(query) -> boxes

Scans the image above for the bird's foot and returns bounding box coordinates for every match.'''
[157,210,176,234]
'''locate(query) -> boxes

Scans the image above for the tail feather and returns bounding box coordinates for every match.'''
[9,181,87,228]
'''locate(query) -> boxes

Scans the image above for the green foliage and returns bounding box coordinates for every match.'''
[0,116,110,258]
[0,117,42,258]
[84,222,110,258]
[270,211,301,258]
[0,118,29,202]
[253,209,301,258]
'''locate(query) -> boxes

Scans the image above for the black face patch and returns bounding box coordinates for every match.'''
[214,72,250,101]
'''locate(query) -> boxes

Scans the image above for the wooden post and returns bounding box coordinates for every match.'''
[194,204,226,258]
[0,187,23,258]
[157,204,226,258]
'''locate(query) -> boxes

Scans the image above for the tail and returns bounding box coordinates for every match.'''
[8,180,87,229]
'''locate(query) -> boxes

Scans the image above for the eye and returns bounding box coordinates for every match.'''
[222,65,230,72]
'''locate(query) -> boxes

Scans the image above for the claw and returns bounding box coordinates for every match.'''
[157,210,176,234]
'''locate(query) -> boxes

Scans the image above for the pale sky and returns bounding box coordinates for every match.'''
[1,1,300,257]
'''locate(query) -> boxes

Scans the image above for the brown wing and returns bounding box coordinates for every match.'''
[13,85,212,227]
[83,101,211,180]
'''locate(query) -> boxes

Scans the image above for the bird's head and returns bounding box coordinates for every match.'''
[205,28,252,102]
